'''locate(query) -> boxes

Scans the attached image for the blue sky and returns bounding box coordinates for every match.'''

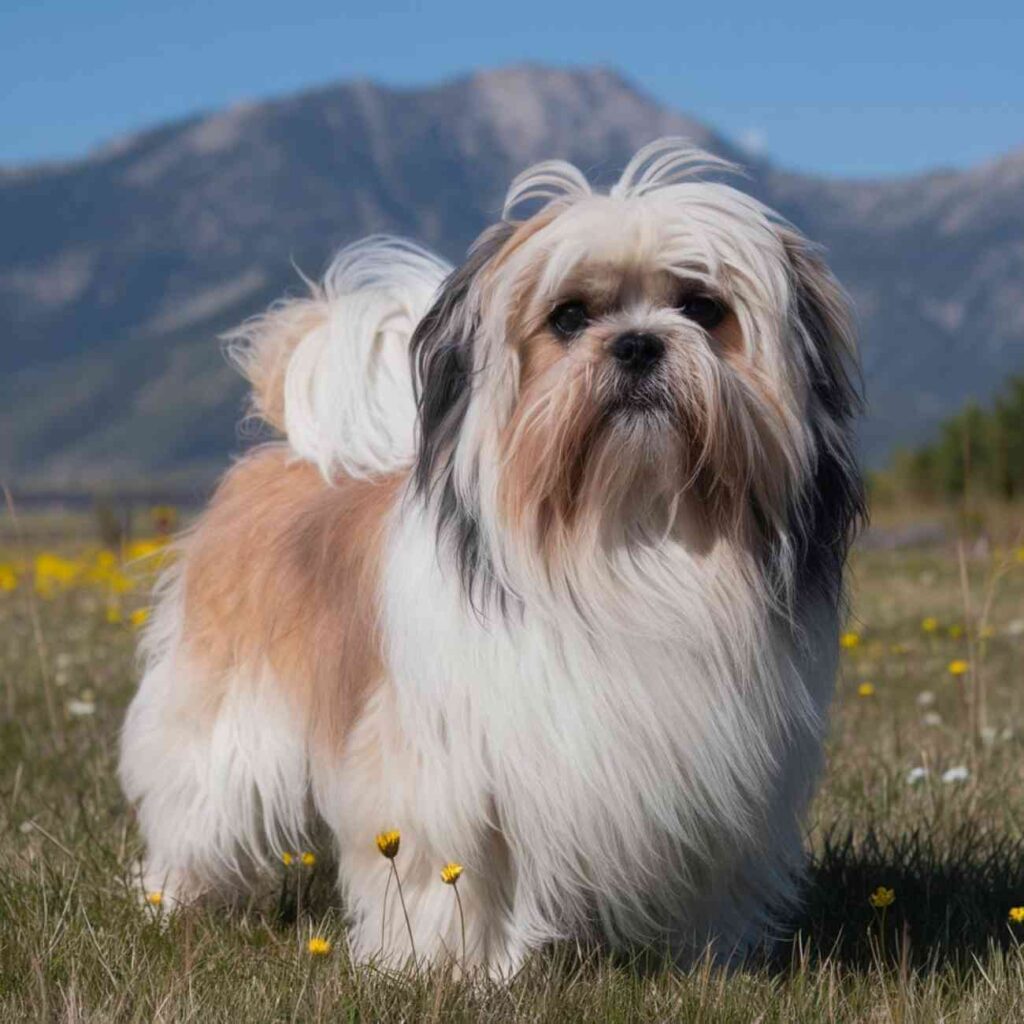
[3,0,1022,177]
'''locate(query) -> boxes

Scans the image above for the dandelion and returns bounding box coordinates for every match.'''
[441,862,463,885]
[0,564,17,591]
[130,607,150,629]
[126,538,168,562]
[840,631,861,650]
[281,852,294,866]
[948,624,963,639]
[146,891,163,906]
[948,659,970,677]
[301,851,316,867]
[1010,907,1024,924]
[376,830,401,859]
[857,682,875,698]
[921,617,939,633]
[375,830,416,961]
[906,767,928,785]
[307,937,332,956]
[942,765,970,784]
[869,886,895,908]
[441,863,466,964]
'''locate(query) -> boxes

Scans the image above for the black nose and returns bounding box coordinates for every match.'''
[610,331,665,374]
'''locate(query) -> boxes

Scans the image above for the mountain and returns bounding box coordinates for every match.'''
[2,65,1022,487]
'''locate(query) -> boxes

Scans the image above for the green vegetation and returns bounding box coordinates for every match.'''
[2,528,1024,1021]
[882,376,1024,503]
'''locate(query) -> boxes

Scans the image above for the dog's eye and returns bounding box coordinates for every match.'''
[677,294,727,330]
[549,301,589,339]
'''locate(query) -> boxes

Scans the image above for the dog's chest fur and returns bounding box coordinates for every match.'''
[380,498,837,942]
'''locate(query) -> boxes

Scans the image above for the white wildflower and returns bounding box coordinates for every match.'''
[906,767,929,785]
[916,691,935,707]
[941,765,970,784]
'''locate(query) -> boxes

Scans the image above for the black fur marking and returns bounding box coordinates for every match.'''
[410,222,517,609]
[781,233,867,605]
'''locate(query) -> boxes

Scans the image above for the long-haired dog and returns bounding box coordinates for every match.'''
[120,138,863,973]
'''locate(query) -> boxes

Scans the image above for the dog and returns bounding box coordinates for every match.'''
[119,138,863,973]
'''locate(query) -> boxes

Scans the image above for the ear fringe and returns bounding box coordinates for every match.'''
[503,159,593,222]
[502,137,741,225]
[612,137,741,199]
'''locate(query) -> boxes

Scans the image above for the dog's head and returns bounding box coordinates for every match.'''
[411,139,863,607]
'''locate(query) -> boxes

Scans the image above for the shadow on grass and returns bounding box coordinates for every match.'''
[266,822,1024,979]
[782,824,1024,971]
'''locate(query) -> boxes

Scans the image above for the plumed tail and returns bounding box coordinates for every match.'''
[225,236,451,479]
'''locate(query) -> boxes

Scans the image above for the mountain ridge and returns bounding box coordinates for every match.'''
[2,64,1022,485]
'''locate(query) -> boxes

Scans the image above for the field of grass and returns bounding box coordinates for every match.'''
[2,514,1024,1022]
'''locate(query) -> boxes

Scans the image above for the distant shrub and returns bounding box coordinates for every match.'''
[884,375,1024,502]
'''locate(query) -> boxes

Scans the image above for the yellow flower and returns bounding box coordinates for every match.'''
[301,851,316,867]
[376,830,400,859]
[130,608,150,629]
[281,852,294,866]
[1016,547,1024,564]
[857,682,876,698]
[0,564,17,591]
[921,617,939,634]
[948,659,970,677]
[1010,907,1024,924]
[440,862,463,885]
[105,605,122,625]
[948,624,963,640]
[35,552,80,594]
[307,937,332,955]
[840,631,861,650]
[146,891,163,906]
[126,537,168,562]
[107,570,136,595]
[869,886,895,908]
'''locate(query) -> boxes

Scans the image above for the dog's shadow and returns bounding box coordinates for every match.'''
[777,824,1024,973]
[269,823,1024,977]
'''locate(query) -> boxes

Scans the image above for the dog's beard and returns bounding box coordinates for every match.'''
[498,342,801,576]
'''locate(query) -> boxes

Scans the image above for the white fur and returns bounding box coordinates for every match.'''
[225,235,450,479]
[120,139,858,974]
[119,565,309,904]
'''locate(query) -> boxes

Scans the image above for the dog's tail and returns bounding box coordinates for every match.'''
[225,235,451,479]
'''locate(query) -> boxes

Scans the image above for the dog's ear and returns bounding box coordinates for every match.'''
[410,222,515,496]
[409,222,516,605]
[781,230,866,599]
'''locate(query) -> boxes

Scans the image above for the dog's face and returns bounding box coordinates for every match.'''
[412,140,863,603]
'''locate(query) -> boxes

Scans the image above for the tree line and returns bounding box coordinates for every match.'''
[884,375,1024,501]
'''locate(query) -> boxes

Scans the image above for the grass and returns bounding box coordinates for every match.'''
[2,525,1024,1021]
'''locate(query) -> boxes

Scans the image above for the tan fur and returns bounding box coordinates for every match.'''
[496,234,751,553]
[229,300,328,433]
[181,445,403,750]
